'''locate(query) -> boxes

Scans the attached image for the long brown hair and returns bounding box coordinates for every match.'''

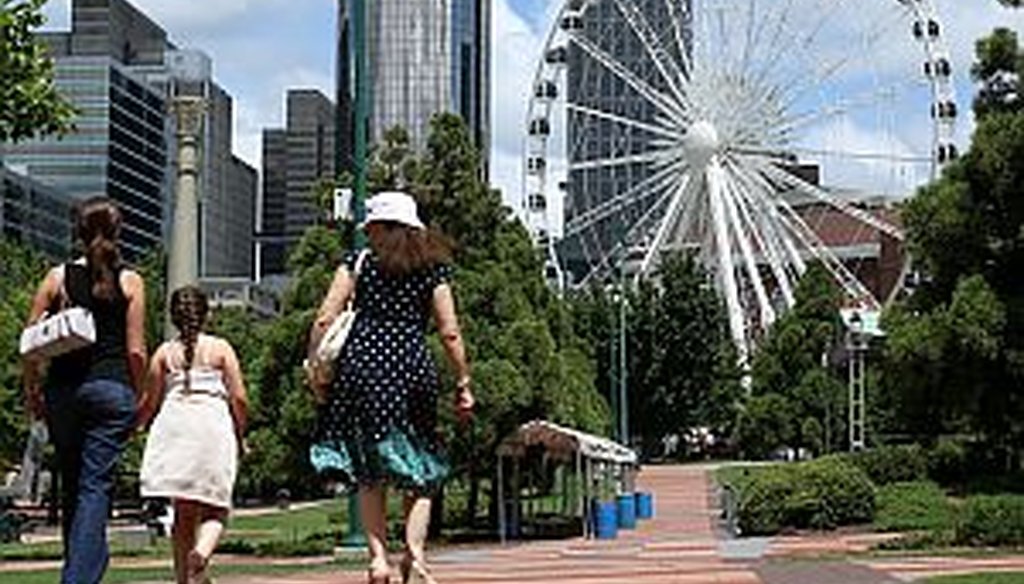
[170,286,208,391]
[367,221,452,276]
[75,197,122,300]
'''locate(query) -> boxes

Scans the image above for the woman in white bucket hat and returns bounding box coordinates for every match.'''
[308,191,474,584]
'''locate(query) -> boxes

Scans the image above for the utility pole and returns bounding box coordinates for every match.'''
[341,0,369,547]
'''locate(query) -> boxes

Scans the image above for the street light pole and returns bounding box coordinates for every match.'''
[618,258,628,446]
[340,0,369,548]
[847,312,867,452]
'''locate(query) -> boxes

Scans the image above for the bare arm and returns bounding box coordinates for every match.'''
[307,265,355,357]
[432,284,474,421]
[432,284,470,382]
[219,339,249,440]
[22,268,62,418]
[121,271,147,395]
[136,344,167,430]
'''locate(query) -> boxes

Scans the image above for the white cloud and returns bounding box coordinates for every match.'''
[233,67,334,168]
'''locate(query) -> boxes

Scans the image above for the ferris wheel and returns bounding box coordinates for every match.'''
[521,0,959,362]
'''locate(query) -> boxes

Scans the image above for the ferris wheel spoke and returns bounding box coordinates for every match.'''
[567,102,682,141]
[611,0,692,111]
[721,166,777,328]
[773,194,879,306]
[637,170,698,276]
[725,158,809,282]
[721,157,797,308]
[564,161,684,237]
[775,6,908,120]
[578,186,677,287]
[568,148,679,172]
[770,77,928,142]
[736,145,931,165]
[567,31,688,125]
[756,160,905,241]
[663,0,694,79]
[706,157,751,364]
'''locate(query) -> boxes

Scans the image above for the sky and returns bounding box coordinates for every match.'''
[39,0,1024,211]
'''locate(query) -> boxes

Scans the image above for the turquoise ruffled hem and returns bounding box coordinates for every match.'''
[310,428,449,492]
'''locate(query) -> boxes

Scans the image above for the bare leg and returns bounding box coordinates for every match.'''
[402,493,436,584]
[359,486,389,581]
[403,493,431,564]
[193,505,227,565]
[172,500,199,584]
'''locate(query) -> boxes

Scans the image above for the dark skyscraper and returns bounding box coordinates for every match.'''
[2,0,256,273]
[258,90,336,277]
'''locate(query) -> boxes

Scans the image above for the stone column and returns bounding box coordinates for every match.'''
[166,96,206,332]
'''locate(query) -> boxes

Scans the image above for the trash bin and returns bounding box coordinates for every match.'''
[592,500,618,539]
[617,493,637,529]
[635,492,654,520]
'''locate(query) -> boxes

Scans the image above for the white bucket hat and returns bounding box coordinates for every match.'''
[362,191,425,230]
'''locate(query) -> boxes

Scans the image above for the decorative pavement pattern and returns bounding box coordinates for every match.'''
[32,464,1020,583]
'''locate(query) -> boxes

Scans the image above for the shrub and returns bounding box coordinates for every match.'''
[734,457,875,535]
[846,445,927,485]
[736,466,794,535]
[927,439,968,487]
[957,495,1024,547]
[874,481,955,532]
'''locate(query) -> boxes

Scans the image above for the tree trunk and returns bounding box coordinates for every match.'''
[464,472,480,528]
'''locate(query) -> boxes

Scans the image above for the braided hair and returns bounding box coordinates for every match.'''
[170,286,209,392]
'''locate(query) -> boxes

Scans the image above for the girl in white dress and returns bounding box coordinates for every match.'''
[138,286,248,584]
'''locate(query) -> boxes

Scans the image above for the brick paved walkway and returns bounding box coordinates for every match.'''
[204,464,1024,584]
[219,465,759,584]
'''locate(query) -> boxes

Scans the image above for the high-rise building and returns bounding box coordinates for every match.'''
[258,90,336,277]
[0,168,75,260]
[1,54,169,261]
[336,0,490,164]
[558,0,691,281]
[1,0,256,274]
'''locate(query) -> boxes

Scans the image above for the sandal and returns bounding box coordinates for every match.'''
[186,549,212,584]
[368,557,391,584]
[401,556,437,584]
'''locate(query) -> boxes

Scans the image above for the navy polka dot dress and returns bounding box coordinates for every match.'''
[310,250,452,492]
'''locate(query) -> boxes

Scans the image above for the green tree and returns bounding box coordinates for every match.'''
[743,264,848,456]
[0,238,46,467]
[882,28,1024,465]
[0,0,75,143]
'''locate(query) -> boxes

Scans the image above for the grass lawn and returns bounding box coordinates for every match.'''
[228,500,344,542]
[923,573,1024,583]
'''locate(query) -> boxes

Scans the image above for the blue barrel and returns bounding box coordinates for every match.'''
[635,492,654,520]
[617,493,637,529]
[592,500,618,539]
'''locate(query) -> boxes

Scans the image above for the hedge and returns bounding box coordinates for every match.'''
[957,495,1024,547]
[845,445,927,486]
[874,481,955,532]
[734,457,875,535]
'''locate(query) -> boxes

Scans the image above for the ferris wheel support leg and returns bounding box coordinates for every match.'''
[707,158,750,373]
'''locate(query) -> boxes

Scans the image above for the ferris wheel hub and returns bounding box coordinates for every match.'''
[685,120,722,165]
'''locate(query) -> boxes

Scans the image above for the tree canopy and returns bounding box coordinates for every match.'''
[0,0,75,143]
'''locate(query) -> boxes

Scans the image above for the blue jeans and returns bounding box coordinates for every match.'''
[46,379,135,584]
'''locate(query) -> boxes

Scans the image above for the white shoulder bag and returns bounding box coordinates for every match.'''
[19,264,97,360]
[305,250,370,388]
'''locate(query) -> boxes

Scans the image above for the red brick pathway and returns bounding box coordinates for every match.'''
[214,465,1024,584]
[219,465,761,584]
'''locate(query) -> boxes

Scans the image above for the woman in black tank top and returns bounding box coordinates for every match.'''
[23,197,147,584]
